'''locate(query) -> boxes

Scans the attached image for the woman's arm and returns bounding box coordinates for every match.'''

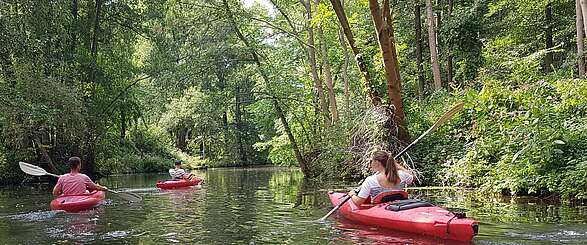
[396,162,414,176]
[348,190,366,205]
[396,163,415,187]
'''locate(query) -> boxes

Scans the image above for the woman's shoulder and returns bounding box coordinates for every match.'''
[364,174,380,185]
[398,170,413,178]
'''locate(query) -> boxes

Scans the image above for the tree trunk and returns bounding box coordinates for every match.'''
[426,0,442,90]
[315,1,339,123]
[447,0,453,85]
[215,65,230,146]
[338,26,351,113]
[176,126,188,152]
[120,108,126,142]
[339,36,351,112]
[70,0,78,54]
[33,135,58,175]
[415,0,425,97]
[369,0,409,142]
[301,0,330,127]
[336,0,351,113]
[89,0,101,83]
[200,141,205,158]
[581,0,587,37]
[544,3,554,73]
[330,0,382,106]
[235,85,248,164]
[578,0,586,77]
[82,138,97,179]
[223,0,309,176]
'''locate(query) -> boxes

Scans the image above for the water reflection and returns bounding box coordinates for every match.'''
[1,167,587,244]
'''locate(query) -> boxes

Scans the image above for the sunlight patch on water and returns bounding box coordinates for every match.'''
[506,229,587,242]
[8,210,57,222]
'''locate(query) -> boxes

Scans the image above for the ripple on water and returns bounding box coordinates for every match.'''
[506,229,587,242]
[8,210,57,222]
[101,230,129,240]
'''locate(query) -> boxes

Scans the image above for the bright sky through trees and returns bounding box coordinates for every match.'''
[243,0,275,15]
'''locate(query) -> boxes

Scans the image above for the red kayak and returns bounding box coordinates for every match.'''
[50,191,105,212]
[327,191,478,241]
[156,177,203,189]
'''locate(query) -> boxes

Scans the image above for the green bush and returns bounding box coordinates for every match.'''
[0,147,31,184]
[416,78,587,199]
[97,153,170,176]
[96,126,177,176]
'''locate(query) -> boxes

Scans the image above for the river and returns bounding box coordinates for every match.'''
[1,166,586,244]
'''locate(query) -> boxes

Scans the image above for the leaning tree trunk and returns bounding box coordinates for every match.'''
[330,0,382,106]
[222,0,309,176]
[301,0,330,127]
[336,0,351,114]
[426,0,442,90]
[578,0,586,77]
[368,0,409,142]
[33,134,58,174]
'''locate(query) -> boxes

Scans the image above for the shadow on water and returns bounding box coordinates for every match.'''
[1,166,587,244]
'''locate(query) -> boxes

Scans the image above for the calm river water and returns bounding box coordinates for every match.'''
[1,166,587,244]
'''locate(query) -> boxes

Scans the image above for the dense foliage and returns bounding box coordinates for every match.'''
[0,0,586,198]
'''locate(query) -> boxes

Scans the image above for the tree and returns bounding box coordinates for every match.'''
[544,3,554,73]
[329,0,382,106]
[415,0,426,96]
[367,0,408,141]
[316,0,339,123]
[577,0,586,77]
[301,0,331,127]
[221,0,309,176]
[426,0,443,89]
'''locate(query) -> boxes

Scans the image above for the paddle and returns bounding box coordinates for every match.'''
[18,161,142,203]
[319,102,465,221]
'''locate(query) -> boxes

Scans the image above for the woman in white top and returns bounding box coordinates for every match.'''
[169,160,194,180]
[347,150,414,205]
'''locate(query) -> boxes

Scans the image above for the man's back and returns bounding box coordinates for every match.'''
[55,173,94,195]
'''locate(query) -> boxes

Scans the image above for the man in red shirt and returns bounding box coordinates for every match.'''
[52,157,109,196]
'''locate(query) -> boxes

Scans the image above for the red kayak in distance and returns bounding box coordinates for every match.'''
[50,191,106,213]
[156,177,203,189]
[327,191,478,242]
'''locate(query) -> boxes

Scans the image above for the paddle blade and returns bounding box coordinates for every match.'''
[110,190,142,203]
[19,162,49,176]
[428,102,464,132]
[394,102,464,159]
